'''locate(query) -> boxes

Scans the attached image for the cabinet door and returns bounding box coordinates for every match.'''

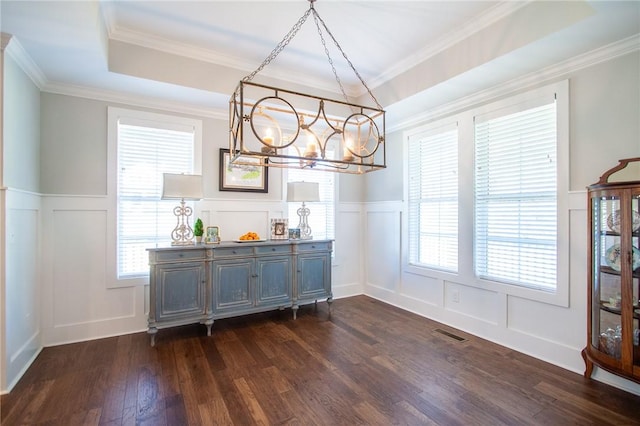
[214,258,254,312]
[297,253,330,299]
[591,191,640,369]
[156,261,206,321]
[256,255,291,306]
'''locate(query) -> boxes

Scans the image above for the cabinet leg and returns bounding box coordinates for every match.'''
[327,297,333,317]
[292,305,299,320]
[581,348,593,379]
[205,320,214,337]
[148,328,158,347]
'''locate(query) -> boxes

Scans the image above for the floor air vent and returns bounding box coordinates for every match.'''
[434,328,467,342]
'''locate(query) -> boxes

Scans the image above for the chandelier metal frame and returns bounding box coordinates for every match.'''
[228,0,386,174]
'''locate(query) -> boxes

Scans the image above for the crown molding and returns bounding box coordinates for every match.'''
[102,11,358,98]
[388,34,640,132]
[42,82,228,120]
[100,2,530,100]
[367,1,533,92]
[3,35,47,89]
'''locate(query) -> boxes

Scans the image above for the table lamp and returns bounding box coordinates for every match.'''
[162,173,203,245]
[287,181,320,240]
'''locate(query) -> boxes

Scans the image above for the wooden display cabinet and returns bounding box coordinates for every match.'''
[582,157,640,384]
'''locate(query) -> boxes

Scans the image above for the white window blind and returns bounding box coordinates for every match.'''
[287,169,335,240]
[474,100,557,290]
[407,124,458,271]
[117,122,195,278]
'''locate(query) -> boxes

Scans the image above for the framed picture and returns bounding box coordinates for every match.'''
[205,226,220,244]
[288,228,301,240]
[270,219,288,240]
[219,148,268,193]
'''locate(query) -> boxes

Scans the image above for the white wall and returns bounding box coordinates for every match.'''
[2,40,42,392]
[363,50,640,395]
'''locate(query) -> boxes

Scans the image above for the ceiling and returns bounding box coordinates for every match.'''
[1,1,639,121]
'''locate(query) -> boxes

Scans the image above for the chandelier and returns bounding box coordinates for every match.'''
[229,0,386,174]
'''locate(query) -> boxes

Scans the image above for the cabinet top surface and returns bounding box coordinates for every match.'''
[147,239,333,252]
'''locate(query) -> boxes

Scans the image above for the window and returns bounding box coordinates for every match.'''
[111,108,201,280]
[404,81,568,304]
[407,123,458,271]
[286,169,335,241]
[474,99,557,291]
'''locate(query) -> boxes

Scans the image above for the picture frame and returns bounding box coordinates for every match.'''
[270,219,288,240]
[219,148,268,193]
[288,228,301,240]
[205,226,220,244]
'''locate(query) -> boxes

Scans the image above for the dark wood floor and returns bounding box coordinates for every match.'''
[2,296,639,425]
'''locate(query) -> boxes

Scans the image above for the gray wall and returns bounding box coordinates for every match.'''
[4,53,39,191]
[365,51,640,203]
[40,95,106,195]
[40,93,365,202]
[570,52,640,189]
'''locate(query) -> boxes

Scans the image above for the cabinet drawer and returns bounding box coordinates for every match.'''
[297,241,331,252]
[256,244,292,255]
[214,246,254,258]
[155,249,206,263]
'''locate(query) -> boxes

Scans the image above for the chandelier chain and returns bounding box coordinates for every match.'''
[241,1,382,110]
[311,10,352,107]
[311,9,382,109]
[242,8,313,82]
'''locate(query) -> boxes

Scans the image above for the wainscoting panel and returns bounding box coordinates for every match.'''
[332,205,363,298]
[51,209,136,326]
[400,272,443,306]
[40,197,147,346]
[365,209,401,293]
[211,207,271,241]
[444,281,500,325]
[4,189,42,392]
[508,295,583,346]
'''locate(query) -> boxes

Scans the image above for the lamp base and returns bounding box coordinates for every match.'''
[170,199,195,245]
[171,240,195,246]
[297,202,313,240]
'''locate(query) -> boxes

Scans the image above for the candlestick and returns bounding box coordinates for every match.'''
[262,128,274,145]
[343,138,355,161]
[343,146,354,162]
[305,140,318,158]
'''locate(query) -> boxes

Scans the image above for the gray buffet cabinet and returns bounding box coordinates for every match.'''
[147,239,333,346]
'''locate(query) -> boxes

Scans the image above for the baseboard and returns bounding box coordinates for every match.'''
[3,345,42,394]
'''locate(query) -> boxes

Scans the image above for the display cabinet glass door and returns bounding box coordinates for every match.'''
[592,191,640,371]
[633,192,640,371]
[592,195,623,360]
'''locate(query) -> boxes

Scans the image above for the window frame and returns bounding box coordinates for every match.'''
[107,107,202,288]
[403,80,569,306]
[406,120,459,273]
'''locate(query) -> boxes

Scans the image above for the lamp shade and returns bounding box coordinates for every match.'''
[162,173,203,200]
[287,181,320,202]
